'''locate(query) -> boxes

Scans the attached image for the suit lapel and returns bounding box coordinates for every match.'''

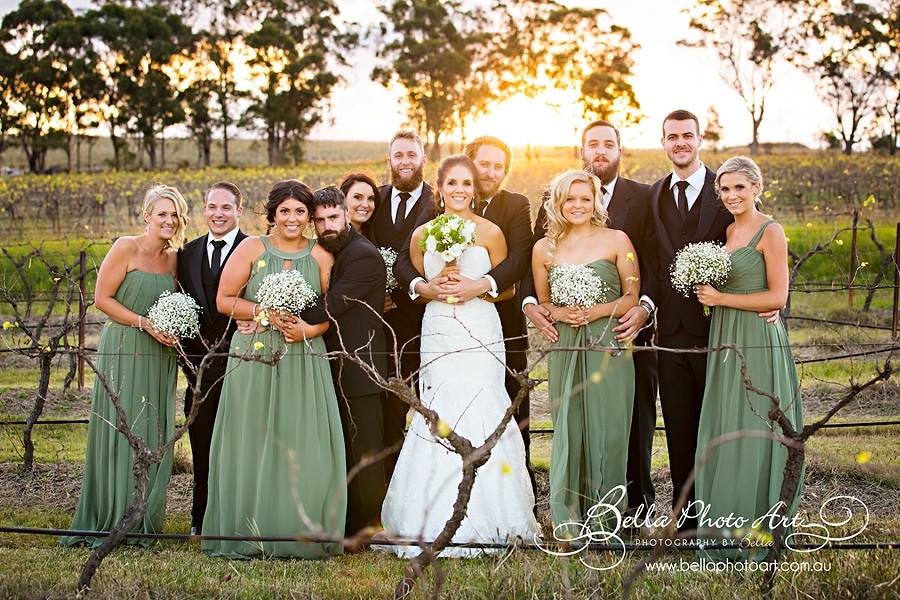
[607,186,629,231]
[189,234,210,316]
[694,168,719,242]
[652,175,676,258]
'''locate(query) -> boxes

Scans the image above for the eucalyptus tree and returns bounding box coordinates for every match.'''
[373,0,489,158]
[81,2,193,169]
[798,0,891,154]
[534,3,641,125]
[229,0,357,166]
[0,0,81,173]
[373,0,642,157]
[681,0,801,155]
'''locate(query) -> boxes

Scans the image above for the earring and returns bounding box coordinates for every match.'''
[470,198,475,210]
[439,195,445,209]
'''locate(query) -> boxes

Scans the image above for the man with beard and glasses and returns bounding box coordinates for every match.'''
[369,130,434,480]
[302,185,389,539]
[393,135,538,507]
[522,120,661,526]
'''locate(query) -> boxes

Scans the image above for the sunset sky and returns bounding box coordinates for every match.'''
[0,0,836,150]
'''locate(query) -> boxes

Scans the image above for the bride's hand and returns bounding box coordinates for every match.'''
[439,276,491,304]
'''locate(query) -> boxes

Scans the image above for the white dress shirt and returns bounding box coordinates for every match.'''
[207,227,241,269]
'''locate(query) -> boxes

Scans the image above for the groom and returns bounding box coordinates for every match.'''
[304,185,389,536]
[394,135,537,499]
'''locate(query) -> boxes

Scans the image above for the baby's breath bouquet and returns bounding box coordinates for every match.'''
[549,263,611,308]
[670,241,732,315]
[256,270,318,316]
[146,291,201,339]
[378,247,399,293]
[418,214,477,265]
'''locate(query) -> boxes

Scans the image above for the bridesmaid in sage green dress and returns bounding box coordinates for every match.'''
[60,185,188,548]
[694,156,803,561]
[532,170,640,537]
[202,179,346,559]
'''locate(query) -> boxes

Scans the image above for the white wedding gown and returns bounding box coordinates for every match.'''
[380,246,540,557]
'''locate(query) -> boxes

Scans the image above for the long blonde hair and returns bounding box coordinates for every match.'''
[143,184,190,250]
[542,170,608,264]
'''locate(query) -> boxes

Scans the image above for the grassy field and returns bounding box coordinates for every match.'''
[2,152,900,598]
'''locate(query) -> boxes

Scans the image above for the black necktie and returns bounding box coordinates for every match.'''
[395,192,411,230]
[210,239,226,277]
[601,186,609,208]
[676,180,690,221]
[475,199,489,216]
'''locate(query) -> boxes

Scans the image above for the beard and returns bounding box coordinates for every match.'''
[476,177,503,200]
[585,155,620,184]
[317,225,351,254]
[390,163,425,192]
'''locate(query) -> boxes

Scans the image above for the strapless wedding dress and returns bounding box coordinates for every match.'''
[380,246,540,557]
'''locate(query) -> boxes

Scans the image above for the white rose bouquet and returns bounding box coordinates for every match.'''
[418,214,477,265]
[670,241,732,315]
[378,247,399,293]
[549,264,611,308]
[255,269,318,317]
[146,291,201,339]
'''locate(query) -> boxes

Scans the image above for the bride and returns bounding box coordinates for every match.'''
[380,155,540,557]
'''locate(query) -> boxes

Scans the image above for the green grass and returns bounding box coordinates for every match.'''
[2,536,899,599]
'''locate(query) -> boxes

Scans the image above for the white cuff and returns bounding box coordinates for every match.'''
[521,295,538,310]
[409,277,425,300]
[483,275,499,298]
[639,294,655,311]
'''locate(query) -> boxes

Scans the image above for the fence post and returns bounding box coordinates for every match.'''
[849,209,858,308]
[893,224,899,340]
[78,250,86,389]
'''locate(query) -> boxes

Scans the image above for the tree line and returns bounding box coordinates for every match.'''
[1,0,898,174]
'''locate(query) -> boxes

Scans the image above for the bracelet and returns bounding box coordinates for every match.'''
[638,302,653,317]
[136,315,144,331]
[252,303,259,320]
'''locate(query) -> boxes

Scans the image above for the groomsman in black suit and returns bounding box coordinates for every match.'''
[304,186,389,537]
[177,181,247,535]
[394,135,537,498]
[522,121,660,520]
[648,110,734,531]
[368,130,434,479]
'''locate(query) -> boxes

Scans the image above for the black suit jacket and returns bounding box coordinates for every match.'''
[649,167,733,339]
[393,189,534,344]
[177,230,248,376]
[369,184,435,347]
[525,177,659,343]
[302,227,388,398]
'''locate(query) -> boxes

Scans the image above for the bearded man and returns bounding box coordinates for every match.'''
[368,130,434,480]
[303,186,389,538]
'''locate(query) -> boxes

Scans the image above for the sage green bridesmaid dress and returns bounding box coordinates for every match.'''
[547,259,634,536]
[695,221,804,562]
[60,270,177,548]
[202,237,346,559]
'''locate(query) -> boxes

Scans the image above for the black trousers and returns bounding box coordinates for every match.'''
[657,329,709,532]
[339,391,387,536]
[381,329,419,482]
[626,346,658,513]
[182,367,224,533]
